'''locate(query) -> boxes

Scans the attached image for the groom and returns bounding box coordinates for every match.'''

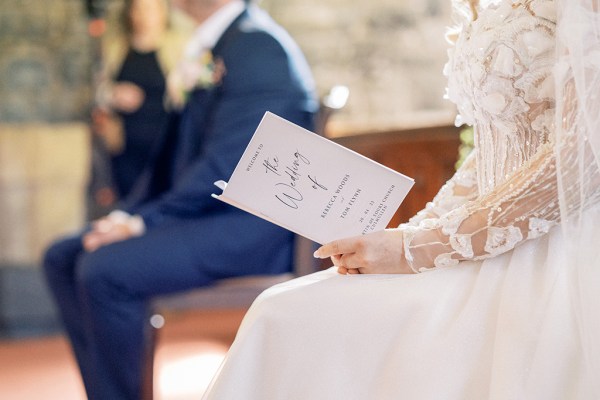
[43,0,317,398]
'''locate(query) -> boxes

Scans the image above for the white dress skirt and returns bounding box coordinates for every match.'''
[202,223,588,400]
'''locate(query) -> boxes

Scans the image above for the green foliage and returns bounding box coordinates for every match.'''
[455,126,474,170]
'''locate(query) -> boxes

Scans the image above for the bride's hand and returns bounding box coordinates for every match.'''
[314,229,415,274]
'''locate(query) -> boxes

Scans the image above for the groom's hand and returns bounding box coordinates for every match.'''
[82,211,145,252]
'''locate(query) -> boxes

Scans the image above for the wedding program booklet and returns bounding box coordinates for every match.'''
[212,112,415,244]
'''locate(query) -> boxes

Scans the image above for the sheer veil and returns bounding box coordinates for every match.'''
[555,0,600,395]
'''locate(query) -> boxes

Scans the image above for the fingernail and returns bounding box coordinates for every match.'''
[313,249,321,258]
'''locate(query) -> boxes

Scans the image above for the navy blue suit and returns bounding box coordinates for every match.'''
[44,7,317,399]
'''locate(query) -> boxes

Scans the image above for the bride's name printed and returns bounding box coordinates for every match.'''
[212,112,414,244]
[321,174,350,218]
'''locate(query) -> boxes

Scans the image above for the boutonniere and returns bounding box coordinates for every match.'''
[167,50,226,109]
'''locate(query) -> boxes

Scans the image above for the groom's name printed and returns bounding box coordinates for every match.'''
[321,175,362,220]
[321,174,349,219]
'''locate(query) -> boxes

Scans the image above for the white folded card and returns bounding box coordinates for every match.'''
[212,112,415,244]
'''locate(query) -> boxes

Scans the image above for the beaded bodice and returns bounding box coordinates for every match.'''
[446,0,556,194]
[399,0,564,271]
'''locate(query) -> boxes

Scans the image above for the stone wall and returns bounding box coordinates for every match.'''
[262,0,456,134]
[0,0,92,122]
[0,0,91,267]
[0,124,89,266]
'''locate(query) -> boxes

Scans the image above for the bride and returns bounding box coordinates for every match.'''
[203,0,600,398]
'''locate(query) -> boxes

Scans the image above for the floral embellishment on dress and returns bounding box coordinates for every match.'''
[167,50,226,109]
[484,225,523,256]
[401,0,562,274]
[530,108,554,137]
[450,234,474,258]
[492,45,524,77]
[417,217,440,230]
[439,206,469,235]
[528,217,553,239]
[433,253,459,269]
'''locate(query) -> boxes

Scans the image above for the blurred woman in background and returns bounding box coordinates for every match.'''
[90,0,185,214]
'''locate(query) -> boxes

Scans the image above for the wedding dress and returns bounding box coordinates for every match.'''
[203,0,600,398]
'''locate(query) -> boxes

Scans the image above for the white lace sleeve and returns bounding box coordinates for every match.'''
[401,123,600,272]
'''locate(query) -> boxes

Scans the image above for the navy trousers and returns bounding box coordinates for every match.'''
[43,212,293,399]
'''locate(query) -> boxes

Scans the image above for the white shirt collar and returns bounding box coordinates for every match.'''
[184,1,246,58]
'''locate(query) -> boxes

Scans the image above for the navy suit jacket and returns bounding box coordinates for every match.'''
[123,6,317,276]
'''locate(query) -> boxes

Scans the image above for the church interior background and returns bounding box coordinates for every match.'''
[0,0,457,353]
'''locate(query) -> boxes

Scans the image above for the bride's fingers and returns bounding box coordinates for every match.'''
[314,236,361,259]
[337,266,361,275]
[339,253,360,270]
[334,254,351,274]
[336,254,364,274]
[331,254,342,267]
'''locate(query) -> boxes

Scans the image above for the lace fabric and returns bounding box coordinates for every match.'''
[397,0,600,273]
